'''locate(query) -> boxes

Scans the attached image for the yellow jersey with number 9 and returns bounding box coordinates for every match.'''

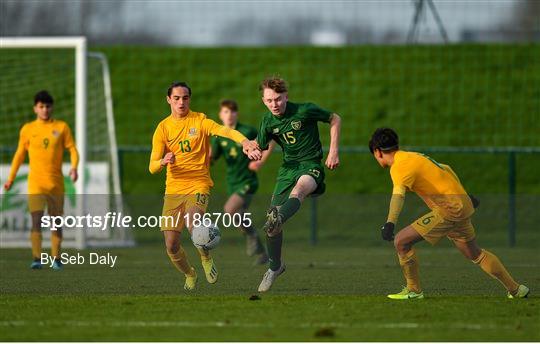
[7,118,78,193]
[390,150,474,221]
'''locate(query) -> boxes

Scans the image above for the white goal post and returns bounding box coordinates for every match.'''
[0,36,133,249]
[87,51,123,199]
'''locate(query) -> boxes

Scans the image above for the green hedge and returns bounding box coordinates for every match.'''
[93,45,539,194]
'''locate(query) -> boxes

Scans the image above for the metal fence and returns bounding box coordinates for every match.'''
[115,146,540,247]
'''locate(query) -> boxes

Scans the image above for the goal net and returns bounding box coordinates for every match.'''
[0,37,134,248]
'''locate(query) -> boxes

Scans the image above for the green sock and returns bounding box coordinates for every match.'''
[278,197,301,223]
[243,224,256,236]
[244,225,264,254]
[266,232,283,271]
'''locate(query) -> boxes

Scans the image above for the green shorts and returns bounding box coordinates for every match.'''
[271,161,325,206]
[228,180,258,208]
[228,179,258,197]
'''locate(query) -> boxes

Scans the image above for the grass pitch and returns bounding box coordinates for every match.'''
[1,241,538,341]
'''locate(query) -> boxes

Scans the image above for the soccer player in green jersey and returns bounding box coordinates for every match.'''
[254,77,342,292]
[211,99,273,265]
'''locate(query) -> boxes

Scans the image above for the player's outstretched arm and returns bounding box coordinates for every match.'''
[242,140,262,160]
[325,113,341,170]
[381,186,406,241]
[202,118,262,160]
[4,127,29,191]
[249,140,275,171]
[202,118,246,143]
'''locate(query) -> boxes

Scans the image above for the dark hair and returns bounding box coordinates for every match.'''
[34,90,54,105]
[369,127,399,154]
[259,76,288,94]
[167,81,192,97]
[220,99,238,112]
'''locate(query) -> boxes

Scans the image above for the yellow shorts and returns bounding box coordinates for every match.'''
[28,193,64,215]
[161,191,210,232]
[411,211,476,245]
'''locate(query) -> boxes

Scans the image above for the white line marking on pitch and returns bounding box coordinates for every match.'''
[0,320,514,331]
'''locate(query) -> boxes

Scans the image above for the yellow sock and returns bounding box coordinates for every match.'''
[197,247,211,262]
[473,249,519,293]
[167,246,194,276]
[50,230,62,259]
[398,249,421,293]
[30,230,42,260]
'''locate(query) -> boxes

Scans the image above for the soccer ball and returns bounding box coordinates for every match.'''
[191,223,221,250]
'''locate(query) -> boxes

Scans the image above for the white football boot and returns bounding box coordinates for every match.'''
[257,263,286,292]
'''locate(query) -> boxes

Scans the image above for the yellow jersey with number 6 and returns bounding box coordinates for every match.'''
[390,150,474,221]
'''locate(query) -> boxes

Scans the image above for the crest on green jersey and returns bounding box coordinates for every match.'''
[221,141,227,147]
[291,120,302,130]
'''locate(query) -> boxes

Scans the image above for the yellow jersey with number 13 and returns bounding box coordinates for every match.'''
[149,110,247,194]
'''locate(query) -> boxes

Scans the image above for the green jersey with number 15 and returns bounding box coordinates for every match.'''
[257,102,332,164]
